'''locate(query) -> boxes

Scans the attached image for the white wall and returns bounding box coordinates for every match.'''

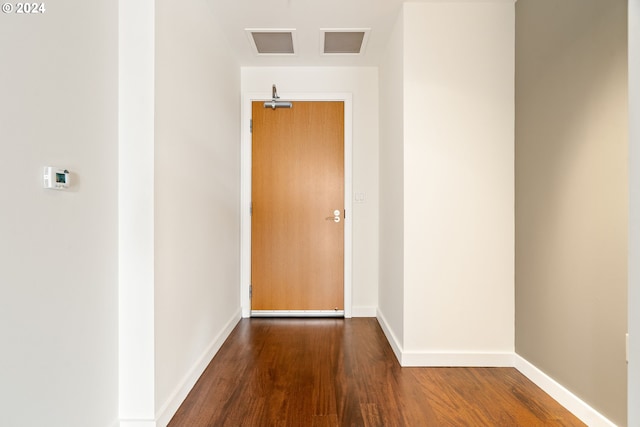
[119,0,242,424]
[378,10,406,356]
[119,0,156,422]
[0,2,119,426]
[154,0,242,424]
[378,1,515,365]
[403,0,514,360]
[241,67,379,316]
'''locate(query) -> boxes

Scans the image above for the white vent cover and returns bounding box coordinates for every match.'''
[246,29,296,55]
[321,29,370,55]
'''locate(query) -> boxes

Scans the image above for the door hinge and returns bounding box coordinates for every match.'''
[250,119,253,133]
[249,285,252,299]
[250,202,253,216]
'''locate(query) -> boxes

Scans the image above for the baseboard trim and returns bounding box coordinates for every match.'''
[155,309,242,427]
[375,309,404,364]
[352,306,377,317]
[139,308,617,427]
[373,317,616,425]
[514,354,618,427]
[376,311,514,367]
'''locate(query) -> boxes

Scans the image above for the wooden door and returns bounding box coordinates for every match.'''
[251,101,344,313]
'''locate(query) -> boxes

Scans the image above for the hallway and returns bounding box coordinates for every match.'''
[169,318,584,426]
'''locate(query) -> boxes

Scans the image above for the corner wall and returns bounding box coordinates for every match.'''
[119,0,242,424]
[515,0,628,425]
[378,1,515,365]
[0,2,119,426]
[378,9,406,356]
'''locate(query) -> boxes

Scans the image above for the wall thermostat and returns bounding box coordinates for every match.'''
[43,166,70,190]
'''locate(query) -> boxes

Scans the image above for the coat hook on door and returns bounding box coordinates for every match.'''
[264,84,293,109]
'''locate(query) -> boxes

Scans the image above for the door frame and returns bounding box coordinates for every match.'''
[240,92,353,318]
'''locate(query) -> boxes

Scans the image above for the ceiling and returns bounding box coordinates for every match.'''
[209,0,409,67]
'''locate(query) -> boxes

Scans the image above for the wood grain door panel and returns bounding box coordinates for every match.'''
[251,101,344,311]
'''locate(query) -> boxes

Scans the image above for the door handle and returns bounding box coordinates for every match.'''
[325,210,341,223]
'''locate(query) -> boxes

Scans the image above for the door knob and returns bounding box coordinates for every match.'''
[325,210,341,223]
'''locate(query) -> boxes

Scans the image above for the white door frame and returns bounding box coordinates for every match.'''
[240,92,353,318]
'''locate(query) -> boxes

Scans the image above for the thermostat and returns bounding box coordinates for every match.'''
[43,166,70,190]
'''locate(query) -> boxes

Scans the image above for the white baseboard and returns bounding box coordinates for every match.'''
[373,317,616,425]
[241,306,250,318]
[126,308,616,427]
[376,310,513,367]
[376,309,404,364]
[514,354,618,427]
[154,309,242,427]
[352,306,377,317]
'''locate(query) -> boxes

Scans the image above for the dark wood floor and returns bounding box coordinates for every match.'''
[169,318,585,427]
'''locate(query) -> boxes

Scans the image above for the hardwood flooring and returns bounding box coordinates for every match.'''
[168,318,585,427]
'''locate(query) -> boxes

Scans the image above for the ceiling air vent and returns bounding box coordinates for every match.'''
[321,29,370,55]
[246,29,296,55]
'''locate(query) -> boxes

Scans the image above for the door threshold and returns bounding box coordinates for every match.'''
[251,310,345,318]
